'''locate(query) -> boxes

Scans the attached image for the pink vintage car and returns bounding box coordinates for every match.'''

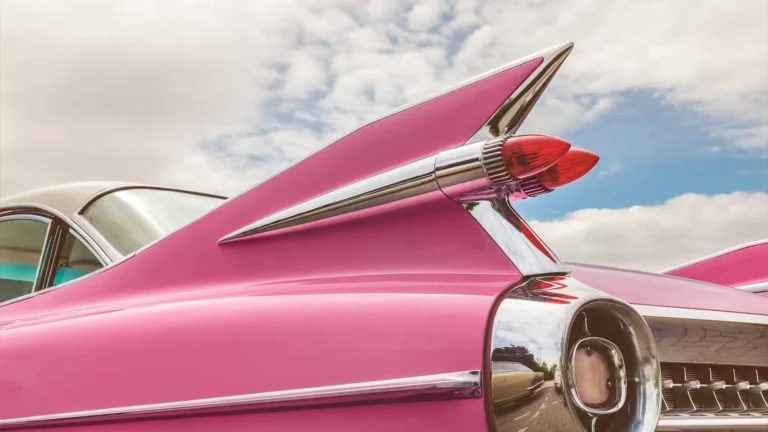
[1,42,766,432]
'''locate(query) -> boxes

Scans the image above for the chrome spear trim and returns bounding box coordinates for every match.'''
[474,41,573,140]
[220,156,442,242]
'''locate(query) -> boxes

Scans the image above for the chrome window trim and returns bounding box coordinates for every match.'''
[735,280,768,293]
[0,203,111,308]
[0,203,110,265]
[656,416,768,431]
[220,155,441,242]
[463,197,567,275]
[633,304,768,326]
[660,238,768,273]
[70,213,123,262]
[0,370,481,428]
[75,184,227,215]
[0,212,52,296]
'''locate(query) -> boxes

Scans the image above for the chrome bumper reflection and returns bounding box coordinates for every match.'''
[488,276,661,432]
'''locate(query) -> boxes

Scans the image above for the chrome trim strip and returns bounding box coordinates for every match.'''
[220,156,440,242]
[736,281,768,293]
[0,212,52,296]
[0,203,111,265]
[75,184,227,216]
[469,42,573,141]
[656,416,768,431]
[70,213,123,262]
[0,370,481,428]
[463,198,567,275]
[661,239,768,273]
[0,204,117,308]
[634,305,768,326]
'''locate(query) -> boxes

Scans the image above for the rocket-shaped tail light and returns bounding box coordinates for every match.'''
[500,135,571,178]
[536,148,600,189]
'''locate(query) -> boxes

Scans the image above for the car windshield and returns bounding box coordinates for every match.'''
[81,188,225,255]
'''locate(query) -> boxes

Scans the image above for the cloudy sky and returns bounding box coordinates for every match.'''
[1,0,767,271]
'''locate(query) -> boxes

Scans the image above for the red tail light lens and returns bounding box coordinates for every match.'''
[536,148,599,189]
[501,135,571,178]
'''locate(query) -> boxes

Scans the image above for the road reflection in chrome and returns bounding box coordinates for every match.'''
[491,279,579,431]
[494,382,574,432]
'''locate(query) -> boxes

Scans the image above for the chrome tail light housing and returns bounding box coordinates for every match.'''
[487,276,661,432]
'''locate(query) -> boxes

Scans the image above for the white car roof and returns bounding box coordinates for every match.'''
[0,182,134,217]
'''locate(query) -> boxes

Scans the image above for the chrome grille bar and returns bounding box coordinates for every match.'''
[660,363,768,416]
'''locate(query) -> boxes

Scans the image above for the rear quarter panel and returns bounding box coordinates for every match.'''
[0,277,512,429]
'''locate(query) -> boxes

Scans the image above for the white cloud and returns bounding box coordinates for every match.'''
[530,191,768,272]
[1,0,766,198]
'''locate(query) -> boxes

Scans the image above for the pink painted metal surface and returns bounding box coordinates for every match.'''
[569,263,765,314]
[0,277,505,421]
[663,241,768,288]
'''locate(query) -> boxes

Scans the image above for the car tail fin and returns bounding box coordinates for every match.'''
[221,42,578,242]
[56,42,585,301]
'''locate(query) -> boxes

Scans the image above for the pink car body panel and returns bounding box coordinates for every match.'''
[663,240,768,288]
[1,277,505,423]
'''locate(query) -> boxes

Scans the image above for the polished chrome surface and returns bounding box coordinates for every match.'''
[220,156,439,242]
[660,239,768,273]
[464,198,567,275]
[434,140,493,199]
[0,212,52,296]
[488,276,661,432]
[76,183,227,215]
[70,213,123,262]
[737,281,768,293]
[644,316,768,367]
[567,337,628,416]
[469,42,574,141]
[656,415,768,431]
[1,203,112,265]
[0,370,481,428]
[0,203,113,308]
[516,176,552,198]
[658,363,768,417]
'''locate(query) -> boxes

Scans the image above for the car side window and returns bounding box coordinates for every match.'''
[51,230,104,287]
[0,217,49,302]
